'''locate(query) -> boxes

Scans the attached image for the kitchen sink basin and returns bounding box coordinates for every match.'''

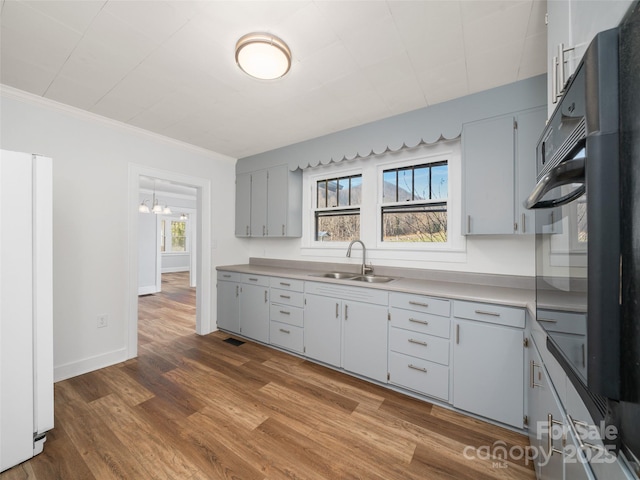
[312,272,358,279]
[349,275,395,283]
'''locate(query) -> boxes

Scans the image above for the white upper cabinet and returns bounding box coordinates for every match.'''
[235,164,302,238]
[547,0,632,117]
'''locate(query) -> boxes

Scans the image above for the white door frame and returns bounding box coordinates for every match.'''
[127,164,212,359]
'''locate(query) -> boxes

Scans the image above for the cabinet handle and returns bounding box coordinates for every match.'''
[280,282,290,287]
[235,285,239,297]
[530,361,543,388]
[409,301,429,308]
[279,310,290,315]
[336,303,339,318]
[264,290,268,303]
[408,339,427,347]
[280,295,290,300]
[345,304,348,320]
[467,215,471,234]
[474,309,500,317]
[279,328,290,334]
[408,364,427,373]
[409,318,428,326]
[282,224,285,236]
[566,415,608,453]
[456,324,460,344]
[547,414,565,457]
[522,213,526,234]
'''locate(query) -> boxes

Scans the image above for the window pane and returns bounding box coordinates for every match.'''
[382,204,447,242]
[431,164,448,199]
[397,168,412,202]
[316,212,360,242]
[383,170,397,203]
[413,167,429,200]
[337,178,349,206]
[327,180,338,207]
[317,180,327,208]
[350,175,362,205]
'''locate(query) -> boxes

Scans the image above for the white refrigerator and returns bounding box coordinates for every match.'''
[0,150,54,472]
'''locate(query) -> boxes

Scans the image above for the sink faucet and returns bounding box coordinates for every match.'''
[346,239,373,275]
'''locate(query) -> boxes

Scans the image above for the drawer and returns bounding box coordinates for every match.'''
[537,309,586,335]
[389,292,450,317]
[389,307,451,339]
[389,328,449,366]
[241,274,270,287]
[270,277,304,292]
[270,288,304,308]
[389,351,449,401]
[269,321,304,354]
[269,304,303,328]
[453,300,525,328]
[217,271,241,282]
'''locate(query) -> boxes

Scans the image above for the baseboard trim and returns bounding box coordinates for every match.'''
[54,347,127,382]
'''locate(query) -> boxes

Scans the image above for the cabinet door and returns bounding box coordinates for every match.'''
[267,165,288,237]
[250,169,267,237]
[239,283,269,343]
[462,115,515,235]
[515,107,546,235]
[528,340,564,480]
[453,319,524,428]
[342,301,388,383]
[217,281,240,333]
[304,294,341,367]
[235,173,251,237]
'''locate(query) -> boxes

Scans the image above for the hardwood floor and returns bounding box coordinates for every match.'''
[2,272,535,479]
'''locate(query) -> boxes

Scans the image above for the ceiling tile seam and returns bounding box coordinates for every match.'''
[41,0,109,98]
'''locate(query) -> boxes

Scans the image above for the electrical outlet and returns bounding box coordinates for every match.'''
[97,314,108,328]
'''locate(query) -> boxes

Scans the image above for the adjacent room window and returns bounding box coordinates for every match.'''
[381,161,448,242]
[161,219,188,252]
[315,174,362,242]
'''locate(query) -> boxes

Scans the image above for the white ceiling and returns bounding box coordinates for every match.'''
[0,0,547,159]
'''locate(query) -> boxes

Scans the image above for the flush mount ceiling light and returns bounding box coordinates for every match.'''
[235,32,291,80]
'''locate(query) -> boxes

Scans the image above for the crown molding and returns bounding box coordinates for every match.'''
[0,84,236,162]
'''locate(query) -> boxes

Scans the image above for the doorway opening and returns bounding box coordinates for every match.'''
[128,164,212,359]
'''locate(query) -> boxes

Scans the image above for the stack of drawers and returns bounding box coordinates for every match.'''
[269,277,304,354]
[388,292,452,401]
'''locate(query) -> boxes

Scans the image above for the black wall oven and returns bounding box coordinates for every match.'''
[527,15,640,465]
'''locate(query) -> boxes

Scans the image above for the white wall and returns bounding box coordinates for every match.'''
[0,86,247,381]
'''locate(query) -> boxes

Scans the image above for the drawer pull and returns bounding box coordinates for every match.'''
[409,318,428,326]
[249,277,258,282]
[280,295,291,299]
[279,328,290,334]
[409,301,429,308]
[279,282,291,287]
[408,339,427,346]
[474,309,500,317]
[223,274,231,278]
[408,364,427,373]
[279,310,291,315]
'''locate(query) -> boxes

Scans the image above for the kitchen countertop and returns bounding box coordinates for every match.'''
[217,262,536,315]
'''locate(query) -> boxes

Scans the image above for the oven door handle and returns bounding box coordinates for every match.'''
[525,157,585,209]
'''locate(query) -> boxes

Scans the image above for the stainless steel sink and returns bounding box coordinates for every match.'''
[311,272,358,279]
[349,275,395,283]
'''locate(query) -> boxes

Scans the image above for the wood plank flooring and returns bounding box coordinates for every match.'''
[2,272,535,480]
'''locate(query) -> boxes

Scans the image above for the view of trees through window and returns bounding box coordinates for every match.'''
[382,161,448,242]
[315,174,361,242]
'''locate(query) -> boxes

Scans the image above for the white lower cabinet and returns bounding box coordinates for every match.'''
[452,301,526,429]
[304,293,342,367]
[342,300,388,383]
[239,275,270,343]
